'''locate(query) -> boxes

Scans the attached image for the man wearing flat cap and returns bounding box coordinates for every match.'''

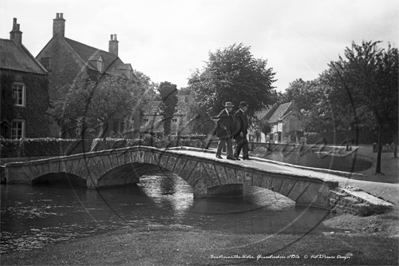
[233,101,250,160]
[214,101,236,160]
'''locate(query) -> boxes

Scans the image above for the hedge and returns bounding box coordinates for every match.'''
[1,138,90,158]
[1,135,210,158]
[90,135,208,152]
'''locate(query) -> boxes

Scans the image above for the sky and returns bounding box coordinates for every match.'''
[1,0,398,92]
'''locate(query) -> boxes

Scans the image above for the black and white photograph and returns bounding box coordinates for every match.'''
[1,0,398,265]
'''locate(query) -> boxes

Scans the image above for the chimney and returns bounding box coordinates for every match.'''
[10,18,22,46]
[53,13,65,37]
[109,34,119,56]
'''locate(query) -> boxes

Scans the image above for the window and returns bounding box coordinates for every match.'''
[41,57,52,71]
[172,118,178,123]
[144,118,149,122]
[11,120,25,139]
[12,83,26,107]
[97,57,104,73]
[113,119,125,133]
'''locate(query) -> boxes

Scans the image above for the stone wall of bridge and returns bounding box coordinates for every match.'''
[4,146,339,209]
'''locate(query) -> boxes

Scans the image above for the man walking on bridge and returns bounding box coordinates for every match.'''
[215,102,236,160]
[234,101,250,160]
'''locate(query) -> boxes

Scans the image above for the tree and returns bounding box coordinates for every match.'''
[178,87,192,95]
[188,43,276,117]
[280,79,323,112]
[158,81,178,136]
[258,119,271,138]
[50,73,145,140]
[317,70,359,141]
[133,69,158,101]
[336,41,398,173]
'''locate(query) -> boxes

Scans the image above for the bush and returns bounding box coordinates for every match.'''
[1,138,90,158]
[169,134,207,141]
[88,134,209,152]
[304,132,324,145]
[90,138,147,151]
[142,134,154,146]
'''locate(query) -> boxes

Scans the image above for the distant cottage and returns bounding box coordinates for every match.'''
[36,13,139,137]
[0,18,50,138]
[254,101,304,144]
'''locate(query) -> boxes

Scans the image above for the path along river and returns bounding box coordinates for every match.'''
[1,170,336,254]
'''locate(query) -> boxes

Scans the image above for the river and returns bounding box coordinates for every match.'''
[1,171,334,254]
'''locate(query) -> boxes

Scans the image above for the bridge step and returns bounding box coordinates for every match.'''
[329,187,394,216]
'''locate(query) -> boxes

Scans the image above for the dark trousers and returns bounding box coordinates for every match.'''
[234,134,249,158]
[216,138,233,158]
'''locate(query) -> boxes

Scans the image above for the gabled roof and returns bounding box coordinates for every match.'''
[0,38,47,74]
[255,105,275,120]
[268,102,292,123]
[257,101,296,123]
[64,38,125,73]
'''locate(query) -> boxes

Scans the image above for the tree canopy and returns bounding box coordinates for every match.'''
[338,41,398,172]
[280,79,323,112]
[188,43,277,117]
[279,40,398,173]
[50,73,146,139]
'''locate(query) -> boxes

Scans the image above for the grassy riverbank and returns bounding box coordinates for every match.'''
[2,145,398,265]
[355,145,398,183]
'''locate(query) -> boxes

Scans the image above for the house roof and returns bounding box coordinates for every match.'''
[268,102,292,123]
[255,106,273,120]
[64,38,125,73]
[0,38,47,74]
[143,101,162,114]
[257,101,296,123]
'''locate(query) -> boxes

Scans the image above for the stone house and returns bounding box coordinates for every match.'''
[140,101,164,136]
[36,13,138,138]
[140,93,194,137]
[172,94,194,135]
[0,18,50,138]
[254,101,304,143]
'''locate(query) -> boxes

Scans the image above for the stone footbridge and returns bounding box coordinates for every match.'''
[3,146,340,208]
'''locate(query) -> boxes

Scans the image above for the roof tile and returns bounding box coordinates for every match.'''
[64,38,124,72]
[0,39,47,74]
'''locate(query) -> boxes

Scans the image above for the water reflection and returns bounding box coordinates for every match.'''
[1,172,334,254]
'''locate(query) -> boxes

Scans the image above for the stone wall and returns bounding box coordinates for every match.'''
[36,37,84,101]
[0,71,50,138]
[329,186,394,216]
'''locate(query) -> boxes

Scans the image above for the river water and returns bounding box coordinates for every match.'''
[1,171,334,255]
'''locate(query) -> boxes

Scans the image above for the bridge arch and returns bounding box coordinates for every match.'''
[77,147,224,197]
[97,162,168,187]
[32,172,86,187]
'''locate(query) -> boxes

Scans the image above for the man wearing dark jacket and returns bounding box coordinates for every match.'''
[234,101,250,160]
[215,102,236,160]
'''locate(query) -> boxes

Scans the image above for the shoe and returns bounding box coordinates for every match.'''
[234,156,240,160]
[243,157,250,160]
[227,156,237,160]
[216,155,223,159]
